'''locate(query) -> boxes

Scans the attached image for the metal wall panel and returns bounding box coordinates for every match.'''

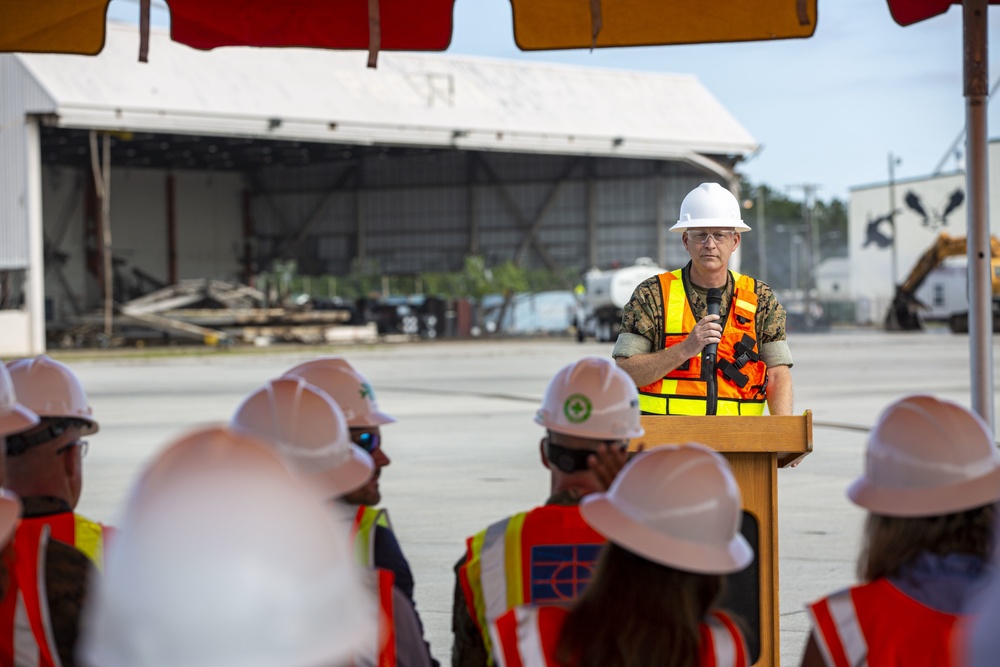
[0,57,56,270]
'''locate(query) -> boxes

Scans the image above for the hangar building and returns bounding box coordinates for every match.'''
[0,23,758,355]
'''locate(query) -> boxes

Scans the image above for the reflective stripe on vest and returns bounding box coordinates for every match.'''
[807,578,960,667]
[700,611,749,667]
[353,505,392,569]
[18,512,111,572]
[638,269,767,416]
[0,523,62,667]
[459,506,605,665]
[807,587,870,667]
[492,605,748,667]
[376,568,397,667]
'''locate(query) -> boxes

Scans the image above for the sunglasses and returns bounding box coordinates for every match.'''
[56,439,89,459]
[351,431,381,453]
[544,439,625,474]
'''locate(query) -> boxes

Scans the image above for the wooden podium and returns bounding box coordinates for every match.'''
[631,411,813,667]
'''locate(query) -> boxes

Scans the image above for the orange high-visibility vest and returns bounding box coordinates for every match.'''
[458,505,606,665]
[807,578,964,667]
[18,512,113,572]
[0,523,62,667]
[638,269,767,416]
[490,604,748,667]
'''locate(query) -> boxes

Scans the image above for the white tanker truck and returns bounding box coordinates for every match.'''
[576,257,664,342]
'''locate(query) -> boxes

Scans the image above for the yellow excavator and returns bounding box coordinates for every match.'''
[885,231,1000,332]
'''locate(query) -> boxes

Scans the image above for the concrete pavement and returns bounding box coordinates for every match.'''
[60,327,998,665]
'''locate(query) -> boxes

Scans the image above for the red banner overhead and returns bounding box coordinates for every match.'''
[168,0,455,66]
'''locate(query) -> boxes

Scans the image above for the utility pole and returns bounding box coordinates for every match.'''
[788,184,820,328]
[887,153,902,286]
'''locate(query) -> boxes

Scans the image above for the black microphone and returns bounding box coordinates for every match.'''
[704,288,722,361]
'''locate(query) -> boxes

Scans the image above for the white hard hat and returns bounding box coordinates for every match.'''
[535,357,643,440]
[669,183,751,232]
[6,355,98,434]
[283,363,395,428]
[581,444,753,574]
[0,361,38,438]
[230,377,374,498]
[286,356,358,377]
[847,395,1000,517]
[78,426,375,667]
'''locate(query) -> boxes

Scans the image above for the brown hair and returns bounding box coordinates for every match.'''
[556,542,723,667]
[858,503,995,582]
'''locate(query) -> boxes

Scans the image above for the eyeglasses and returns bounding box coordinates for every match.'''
[351,431,381,453]
[687,230,736,245]
[544,439,625,474]
[56,440,88,459]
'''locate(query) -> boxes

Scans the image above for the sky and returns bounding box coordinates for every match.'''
[107,0,1000,204]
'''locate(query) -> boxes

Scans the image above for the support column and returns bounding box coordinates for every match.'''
[25,117,45,353]
[166,173,178,284]
[587,160,597,268]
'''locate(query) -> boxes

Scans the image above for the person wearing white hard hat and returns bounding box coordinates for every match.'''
[1,356,110,667]
[613,182,793,416]
[491,444,753,667]
[283,359,439,666]
[231,376,434,667]
[78,425,375,667]
[801,395,1000,667]
[453,357,641,667]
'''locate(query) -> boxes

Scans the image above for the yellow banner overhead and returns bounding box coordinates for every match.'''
[0,0,110,55]
[511,0,817,50]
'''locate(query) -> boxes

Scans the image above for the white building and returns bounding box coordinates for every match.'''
[848,141,1000,325]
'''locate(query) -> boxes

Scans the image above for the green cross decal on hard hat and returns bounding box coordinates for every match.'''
[359,382,373,401]
[563,394,592,423]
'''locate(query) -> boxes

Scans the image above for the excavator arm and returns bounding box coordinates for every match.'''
[886,232,1000,330]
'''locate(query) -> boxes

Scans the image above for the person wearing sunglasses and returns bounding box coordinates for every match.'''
[613,182,794,417]
[453,357,643,667]
[283,358,438,666]
[2,356,109,667]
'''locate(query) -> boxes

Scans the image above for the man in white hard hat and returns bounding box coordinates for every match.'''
[231,376,435,667]
[1,357,101,667]
[452,356,641,667]
[282,358,439,666]
[613,182,794,416]
[79,426,375,667]
[4,356,112,565]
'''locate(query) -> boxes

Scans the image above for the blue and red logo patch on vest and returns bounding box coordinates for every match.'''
[529,544,601,603]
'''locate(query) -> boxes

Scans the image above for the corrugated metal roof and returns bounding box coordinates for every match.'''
[7,23,756,165]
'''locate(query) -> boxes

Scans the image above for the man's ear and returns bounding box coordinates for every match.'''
[61,446,79,479]
[539,437,550,469]
[732,232,741,250]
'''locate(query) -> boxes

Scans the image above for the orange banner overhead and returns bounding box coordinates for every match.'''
[511,0,817,50]
[0,0,110,55]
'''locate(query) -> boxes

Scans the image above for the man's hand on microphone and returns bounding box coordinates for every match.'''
[683,314,723,356]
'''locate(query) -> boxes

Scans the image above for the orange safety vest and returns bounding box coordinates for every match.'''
[638,269,768,416]
[0,523,61,667]
[807,578,964,667]
[490,605,748,667]
[18,512,113,572]
[352,505,392,569]
[458,505,606,665]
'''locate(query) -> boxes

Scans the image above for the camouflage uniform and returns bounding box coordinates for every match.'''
[614,262,792,368]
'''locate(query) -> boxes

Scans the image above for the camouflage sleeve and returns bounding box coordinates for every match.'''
[46,539,96,667]
[755,281,787,345]
[452,554,488,667]
[618,277,664,351]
